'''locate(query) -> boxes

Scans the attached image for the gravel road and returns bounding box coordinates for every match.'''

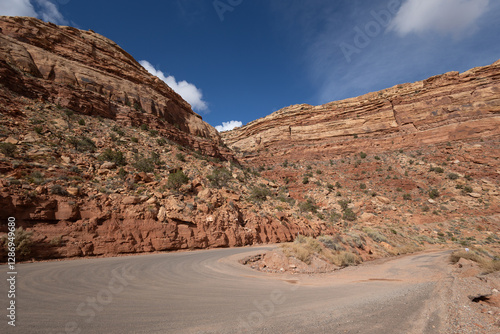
[0,247,455,333]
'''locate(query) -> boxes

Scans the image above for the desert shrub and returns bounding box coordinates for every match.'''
[461,186,473,194]
[157,138,167,146]
[447,173,459,180]
[68,136,96,153]
[1,227,33,259]
[429,188,440,199]
[249,186,272,202]
[176,153,186,162]
[207,167,232,188]
[34,125,43,134]
[374,156,380,160]
[450,250,484,264]
[140,123,149,131]
[281,243,314,264]
[429,166,444,173]
[346,233,365,249]
[338,199,350,211]
[318,235,344,251]
[299,198,319,213]
[342,208,356,221]
[359,183,367,190]
[334,252,360,267]
[50,184,68,196]
[49,235,63,246]
[118,167,127,179]
[335,181,342,188]
[78,118,85,126]
[0,142,18,157]
[302,176,309,184]
[282,236,323,264]
[403,193,412,200]
[28,171,44,185]
[133,155,154,173]
[167,170,189,189]
[111,125,125,136]
[360,152,367,159]
[363,227,388,243]
[131,137,139,143]
[99,148,126,166]
[149,129,158,137]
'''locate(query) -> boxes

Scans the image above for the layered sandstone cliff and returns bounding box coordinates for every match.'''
[223,60,500,162]
[0,16,228,158]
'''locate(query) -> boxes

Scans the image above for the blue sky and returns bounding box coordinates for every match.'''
[2,0,500,131]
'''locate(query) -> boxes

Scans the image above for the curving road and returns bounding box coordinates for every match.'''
[1,247,453,334]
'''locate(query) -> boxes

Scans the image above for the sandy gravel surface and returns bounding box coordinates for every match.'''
[0,246,498,333]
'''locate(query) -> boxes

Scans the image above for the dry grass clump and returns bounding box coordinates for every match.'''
[450,249,500,274]
[450,250,484,264]
[281,235,360,267]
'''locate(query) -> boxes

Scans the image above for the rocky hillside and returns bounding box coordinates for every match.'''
[0,16,227,158]
[223,60,500,163]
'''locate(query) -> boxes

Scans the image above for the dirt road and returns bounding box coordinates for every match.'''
[1,247,455,333]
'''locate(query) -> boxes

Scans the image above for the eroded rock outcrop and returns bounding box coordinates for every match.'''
[0,16,229,158]
[223,60,500,163]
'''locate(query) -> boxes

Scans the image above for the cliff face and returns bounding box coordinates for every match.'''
[0,16,228,158]
[223,60,500,162]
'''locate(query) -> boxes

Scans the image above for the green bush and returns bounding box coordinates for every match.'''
[403,193,412,200]
[167,170,189,189]
[140,123,149,131]
[359,183,367,190]
[133,155,155,173]
[50,184,68,196]
[302,176,309,184]
[207,167,232,188]
[447,173,459,180]
[249,186,272,202]
[99,148,126,166]
[28,171,44,185]
[0,142,17,157]
[176,153,186,162]
[131,137,139,143]
[111,125,125,136]
[68,136,96,152]
[429,188,440,199]
[299,198,319,213]
[338,199,350,211]
[360,152,367,159]
[1,227,33,259]
[342,208,356,221]
[78,118,85,126]
[461,186,473,194]
[429,166,444,173]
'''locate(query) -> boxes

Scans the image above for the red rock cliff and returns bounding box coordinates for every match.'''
[223,60,500,163]
[0,16,228,158]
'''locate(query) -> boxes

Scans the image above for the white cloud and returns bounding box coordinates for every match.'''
[389,0,489,37]
[34,0,67,25]
[215,120,242,132]
[139,60,208,112]
[0,0,37,17]
[0,0,67,25]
